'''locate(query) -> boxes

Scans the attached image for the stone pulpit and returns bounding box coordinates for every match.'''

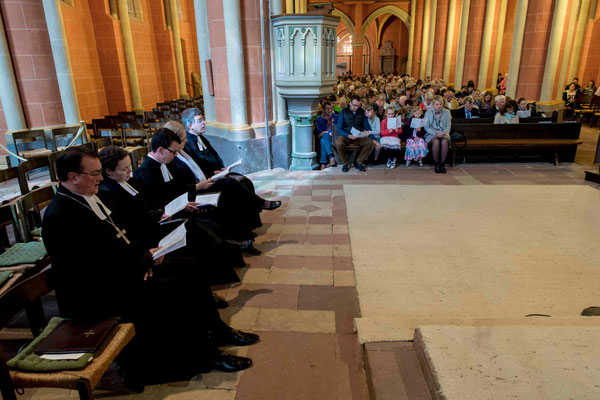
[380,41,396,75]
[272,14,339,170]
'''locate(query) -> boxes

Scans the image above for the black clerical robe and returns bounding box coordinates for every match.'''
[42,184,228,377]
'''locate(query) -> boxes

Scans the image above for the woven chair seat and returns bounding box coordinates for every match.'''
[10,323,135,390]
[0,242,47,267]
[20,149,52,159]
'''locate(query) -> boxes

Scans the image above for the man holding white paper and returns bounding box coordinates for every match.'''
[335,96,375,172]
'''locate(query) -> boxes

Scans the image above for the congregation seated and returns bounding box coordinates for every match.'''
[335,96,375,172]
[42,146,260,385]
[494,99,519,124]
[451,97,480,119]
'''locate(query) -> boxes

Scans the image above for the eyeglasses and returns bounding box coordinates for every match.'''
[164,147,178,155]
[76,170,103,178]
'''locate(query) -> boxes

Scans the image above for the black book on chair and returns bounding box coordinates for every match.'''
[34,318,118,355]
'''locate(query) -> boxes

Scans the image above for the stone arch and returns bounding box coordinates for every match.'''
[361,5,410,36]
[331,8,355,36]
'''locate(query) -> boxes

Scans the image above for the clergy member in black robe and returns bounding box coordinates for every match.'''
[42,147,258,381]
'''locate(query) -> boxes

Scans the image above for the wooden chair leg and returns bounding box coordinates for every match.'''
[77,380,94,400]
[554,149,559,167]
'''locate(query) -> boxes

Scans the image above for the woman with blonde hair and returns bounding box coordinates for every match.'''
[424,96,451,173]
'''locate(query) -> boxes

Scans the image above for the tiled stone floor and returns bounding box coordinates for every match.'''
[12,125,600,400]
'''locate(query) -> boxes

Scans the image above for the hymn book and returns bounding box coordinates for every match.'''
[410,118,426,128]
[386,117,401,130]
[211,159,242,181]
[195,193,221,206]
[163,192,188,217]
[153,222,187,259]
[34,318,118,355]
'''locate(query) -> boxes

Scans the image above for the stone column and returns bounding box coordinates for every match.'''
[443,0,457,82]
[170,0,189,98]
[491,0,508,88]
[406,0,416,75]
[505,0,528,99]
[567,0,591,85]
[0,15,26,130]
[194,0,216,121]
[478,0,496,90]
[557,0,579,98]
[116,0,143,112]
[426,0,437,78]
[223,0,248,126]
[540,0,568,102]
[454,0,470,86]
[352,3,364,76]
[42,0,81,123]
[270,0,288,122]
[420,0,431,78]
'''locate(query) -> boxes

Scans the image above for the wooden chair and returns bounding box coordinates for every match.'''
[120,123,149,151]
[17,158,55,195]
[11,130,52,160]
[129,147,148,172]
[0,167,27,200]
[16,184,57,242]
[50,126,87,152]
[0,268,136,400]
[91,138,113,152]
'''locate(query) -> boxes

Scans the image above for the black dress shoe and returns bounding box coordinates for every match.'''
[263,200,281,210]
[434,163,441,173]
[212,351,253,372]
[216,328,260,347]
[244,245,261,255]
[357,164,366,172]
[342,163,350,172]
[213,294,229,309]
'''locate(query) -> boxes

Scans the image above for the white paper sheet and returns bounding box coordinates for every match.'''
[153,222,187,259]
[517,109,531,118]
[195,192,221,206]
[211,159,242,181]
[350,127,362,136]
[410,118,426,128]
[387,117,401,130]
[40,353,86,360]
[164,192,188,217]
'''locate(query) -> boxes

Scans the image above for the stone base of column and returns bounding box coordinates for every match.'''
[205,122,291,172]
[290,151,317,170]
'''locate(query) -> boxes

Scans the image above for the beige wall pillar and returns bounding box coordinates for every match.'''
[454,0,471,87]
[505,0,528,98]
[478,0,497,90]
[540,0,569,102]
[443,0,457,82]
[426,0,437,78]
[407,0,416,74]
[420,0,432,78]
[0,15,27,130]
[169,0,189,98]
[116,0,143,112]
[568,0,591,84]
[557,0,580,97]
[491,0,508,88]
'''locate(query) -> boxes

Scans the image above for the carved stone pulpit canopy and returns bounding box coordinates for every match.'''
[381,40,396,56]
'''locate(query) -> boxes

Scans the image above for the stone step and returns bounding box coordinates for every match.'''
[414,325,600,400]
[354,316,600,343]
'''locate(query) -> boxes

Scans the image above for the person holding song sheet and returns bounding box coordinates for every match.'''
[42,147,260,383]
[379,107,402,169]
[335,96,375,172]
[403,106,428,166]
[98,145,242,287]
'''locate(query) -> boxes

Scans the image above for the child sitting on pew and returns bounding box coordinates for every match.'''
[403,106,428,166]
[380,107,402,169]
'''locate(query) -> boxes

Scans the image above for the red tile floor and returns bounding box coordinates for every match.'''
[18,126,600,400]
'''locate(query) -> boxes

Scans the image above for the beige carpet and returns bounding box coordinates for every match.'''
[345,185,600,342]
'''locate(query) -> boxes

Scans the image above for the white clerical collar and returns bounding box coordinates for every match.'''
[118,180,138,196]
[191,133,206,150]
[177,151,206,181]
[81,194,111,220]
[148,154,172,182]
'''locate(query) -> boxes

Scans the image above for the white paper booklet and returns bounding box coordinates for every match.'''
[387,117,401,130]
[410,118,426,129]
[350,127,362,136]
[211,159,242,181]
[163,192,188,217]
[153,222,187,259]
[40,353,86,361]
[195,192,221,206]
[517,109,531,118]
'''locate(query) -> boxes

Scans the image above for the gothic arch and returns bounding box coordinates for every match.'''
[361,5,410,36]
[331,8,355,36]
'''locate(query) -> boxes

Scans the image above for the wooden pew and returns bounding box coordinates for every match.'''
[450,122,582,166]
